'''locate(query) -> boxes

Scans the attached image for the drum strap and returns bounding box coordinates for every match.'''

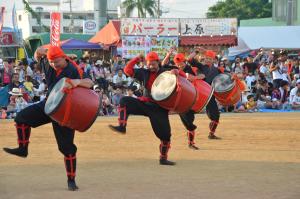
[173,77,182,111]
[61,87,73,127]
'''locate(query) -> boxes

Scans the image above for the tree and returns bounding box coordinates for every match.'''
[122,0,157,18]
[206,0,272,21]
[22,0,49,32]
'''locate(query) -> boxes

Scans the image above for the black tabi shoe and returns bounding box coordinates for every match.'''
[108,125,126,134]
[208,134,222,140]
[68,179,79,191]
[188,144,199,150]
[159,159,176,166]
[3,147,28,158]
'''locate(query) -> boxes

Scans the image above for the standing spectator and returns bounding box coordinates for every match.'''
[292,58,299,75]
[270,61,283,89]
[111,55,124,74]
[243,56,258,75]
[2,61,12,86]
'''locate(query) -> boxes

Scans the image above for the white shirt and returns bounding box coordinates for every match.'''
[245,75,256,89]
[26,67,33,77]
[113,74,127,84]
[292,95,300,105]
[289,87,298,103]
[259,65,268,75]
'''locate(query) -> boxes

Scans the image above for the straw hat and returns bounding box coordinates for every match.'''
[9,88,23,96]
[95,60,103,65]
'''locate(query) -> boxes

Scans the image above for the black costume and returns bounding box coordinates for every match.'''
[109,57,175,165]
[3,58,84,190]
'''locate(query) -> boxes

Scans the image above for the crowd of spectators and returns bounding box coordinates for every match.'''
[1,49,300,119]
[218,50,300,113]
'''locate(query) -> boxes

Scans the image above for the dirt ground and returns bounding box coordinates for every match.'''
[0,112,300,199]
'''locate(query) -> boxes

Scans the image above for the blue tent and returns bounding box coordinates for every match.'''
[43,38,102,50]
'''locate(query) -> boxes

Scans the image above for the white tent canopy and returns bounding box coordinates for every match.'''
[228,26,300,57]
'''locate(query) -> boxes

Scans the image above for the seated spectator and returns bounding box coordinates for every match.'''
[9,73,22,90]
[291,89,300,110]
[125,86,137,98]
[290,79,300,103]
[270,61,283,89]
[245,72,256,91]
[246,95,258,112]
[291,74,299,88]
[102,94,114,115]
[256,79,274,109]
[271,80,289,109]
[0,107,7,119]
[23,75,34,97]
[7,88,28,118]
[233,62,243,75]
[112,86,124,107]
[112,69,127,86]
[33,79,47,102]
[93,60,109,90]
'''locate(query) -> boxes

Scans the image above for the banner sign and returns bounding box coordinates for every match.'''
[0,33,14,45]
[150,36,178,58]
[83,20,98,34]
[50,12,61,46]
[121,18,179,36]
[121,36,150,59]
[180,18,238,36]
[121,36,178,59]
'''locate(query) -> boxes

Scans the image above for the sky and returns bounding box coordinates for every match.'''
[0,0,220,27]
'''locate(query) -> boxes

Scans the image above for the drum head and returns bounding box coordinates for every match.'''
[151,71,177,101]
[212,73,234,92]
[44,78,67,115]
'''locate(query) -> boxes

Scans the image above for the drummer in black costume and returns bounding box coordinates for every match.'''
[3,46,94,191]
[162,48,223,140]
[108,51,176,166]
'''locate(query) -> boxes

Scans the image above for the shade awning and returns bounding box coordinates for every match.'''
[235,26,300,50]
[180,35,237,46]
[89,20,121,46]
[42,38,102,50]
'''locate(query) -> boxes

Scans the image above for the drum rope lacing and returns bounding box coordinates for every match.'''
[60,78,75,127]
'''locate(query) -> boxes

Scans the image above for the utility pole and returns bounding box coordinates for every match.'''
[287,0,293,26]
[157,0,160,18]
[64,0,74,32]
